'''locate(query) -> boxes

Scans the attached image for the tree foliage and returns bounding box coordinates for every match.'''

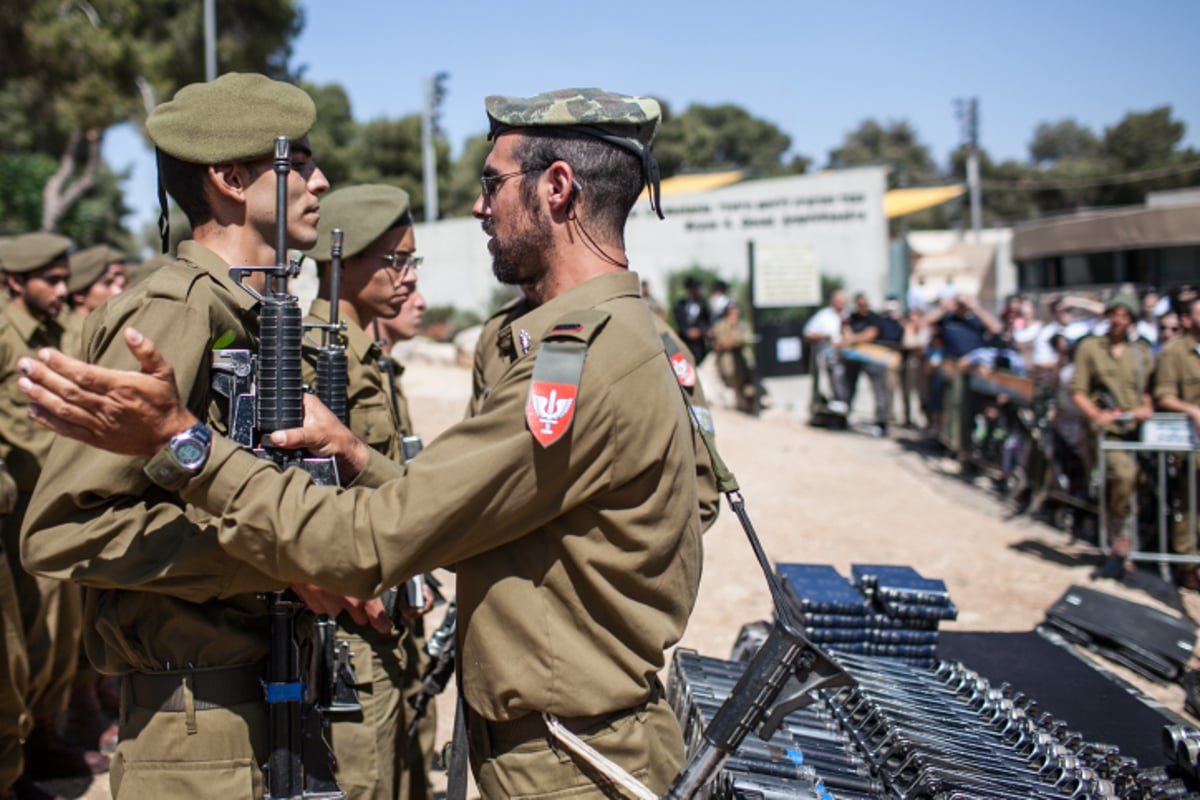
[1,0,302,234]
[827,119,941,189]
[655,102,808,178]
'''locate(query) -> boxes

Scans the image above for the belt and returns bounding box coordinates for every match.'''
[127,663,265,712]
[484,682,662,755]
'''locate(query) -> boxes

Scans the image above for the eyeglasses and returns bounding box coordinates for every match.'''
[380,253,422,273]
[1160,325,1180,333]
[479,169,541,199]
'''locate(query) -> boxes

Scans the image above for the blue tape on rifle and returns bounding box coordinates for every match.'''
[786,748,803,765]
[266,681,304,703]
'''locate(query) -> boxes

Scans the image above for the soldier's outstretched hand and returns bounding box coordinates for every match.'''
[18,327,197,457]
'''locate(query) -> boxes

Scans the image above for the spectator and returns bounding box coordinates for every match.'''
[673,276,711,363]
[1153,294,1200,589]
[1156,311,1182,353]
[842,293,891,437]
[1137,290,1161,345]
[711,302,760,415]
[1070,292,1154,579]
[922,294,1002,431]
[803,288,849,416]
[708,279,731,321]
[1028,296,1104,374]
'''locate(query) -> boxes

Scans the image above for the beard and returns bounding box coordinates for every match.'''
[490,204,553,286]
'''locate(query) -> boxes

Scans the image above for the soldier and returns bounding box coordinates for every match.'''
[301,184,434,800]
[0,233,105,790]
[1153,294,1200,589]
[19,87,713,798]
[1069,292,1154,578]
[19,73,387,798]
[62,245,127,356]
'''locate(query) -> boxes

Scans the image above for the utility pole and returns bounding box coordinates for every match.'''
[421,73,449,222]
[955,97,982,242]
[203,0,216,81]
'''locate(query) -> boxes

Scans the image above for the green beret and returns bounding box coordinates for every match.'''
[307,184,413,262]
[147,72,317,164]
[1,233,73,275]
[486,88,660,155]
[68,244,126,294]
[1105,291,1139,317]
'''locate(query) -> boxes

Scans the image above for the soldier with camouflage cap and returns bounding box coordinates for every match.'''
[302,184,436,800]
[16,73,404,799]
[18,87,714,798]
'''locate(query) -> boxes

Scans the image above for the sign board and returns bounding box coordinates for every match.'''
[1141,415,1199,450]
[752,241,820,308]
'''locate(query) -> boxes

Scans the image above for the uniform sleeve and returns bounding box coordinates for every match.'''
[1154,347,1182,402]
[1068,341,1092,397]
[181,352,616,599]
[21,296,283,602]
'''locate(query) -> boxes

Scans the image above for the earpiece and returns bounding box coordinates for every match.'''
[572,179,583,193]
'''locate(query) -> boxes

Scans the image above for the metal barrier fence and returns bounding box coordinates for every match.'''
[1098,413,1199,578]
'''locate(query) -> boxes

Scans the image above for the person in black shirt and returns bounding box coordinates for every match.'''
[843,293,892,436]
[673,276,711,363]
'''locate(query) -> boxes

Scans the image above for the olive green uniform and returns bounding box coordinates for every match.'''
[23,241,381,797]
[59,312,85,358]
[301,299,432,800]
[0,302,81,732]
[1069,335,1154,538]
[1152,337,1200,556]
[711,316,757,412]
[0,532,31,790]
[165,271,703,797]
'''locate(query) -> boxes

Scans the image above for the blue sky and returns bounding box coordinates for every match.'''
[105,0,1200,235]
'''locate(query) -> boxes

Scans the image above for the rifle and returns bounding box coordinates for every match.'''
[212,136,343,800]
[405,599,456,739]
[302,228,364,719]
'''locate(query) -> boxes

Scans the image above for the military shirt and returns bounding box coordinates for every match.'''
[473,291,720,530]
[1153,337,1200,408]
[1069,335,1153,416]
[302,299,412,458]
[21,241,287,674]
[59,312,85,359]
[177,270,704,721]
[0,303,64,493]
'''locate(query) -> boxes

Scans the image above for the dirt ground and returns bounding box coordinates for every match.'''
[64,357,1197,799]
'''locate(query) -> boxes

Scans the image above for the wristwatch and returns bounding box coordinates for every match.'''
[143,421,213,491]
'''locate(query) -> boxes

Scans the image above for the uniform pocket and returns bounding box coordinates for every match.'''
[112,753,260,798]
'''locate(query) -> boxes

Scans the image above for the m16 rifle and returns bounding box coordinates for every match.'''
[211,136,343,800]
[406,599,456,739]
[300,228,364,720]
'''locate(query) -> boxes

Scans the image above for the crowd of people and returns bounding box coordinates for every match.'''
[805,280,1200,590]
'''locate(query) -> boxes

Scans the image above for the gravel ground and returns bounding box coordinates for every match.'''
[62,358,1197,799]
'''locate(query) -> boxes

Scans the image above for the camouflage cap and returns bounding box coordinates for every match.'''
[68,244,126,294]
[1,233,73,275]
[485,88,665,219]
[307,184,413,262]
[1105,291,1139,317]
[147,72,316,164]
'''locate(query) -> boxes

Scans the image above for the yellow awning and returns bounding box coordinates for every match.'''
[641,170,744,199]
[884,185,966,219]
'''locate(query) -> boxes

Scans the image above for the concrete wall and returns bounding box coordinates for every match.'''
[409,166,890,315]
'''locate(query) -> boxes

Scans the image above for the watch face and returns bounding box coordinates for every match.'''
[175,440,206,467]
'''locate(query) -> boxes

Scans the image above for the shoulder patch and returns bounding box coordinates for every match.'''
[542,309,611,345]
[525,310,610,447]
